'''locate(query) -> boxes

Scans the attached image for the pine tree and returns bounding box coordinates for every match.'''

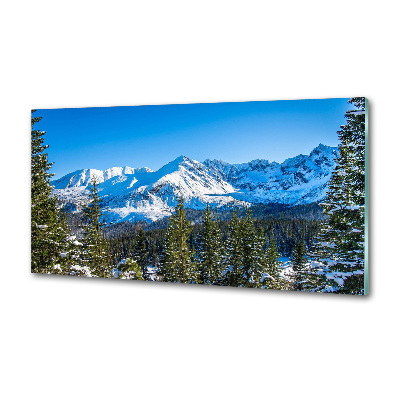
[240,209,257,286]
[31,110,66,274]
[198,205,224,285]
[118,258,144,280]
[262,234,284,289]
[265,234,280,277]
[316,97,366,294]
[56,208,87,276]
[162,198,197,283]
[150,242,160,270]
[134,226,148,278]
[81,179,109,278]
[242,211,273,288]
[55,208,75,274]
[223,209,267,288]
[223,211,243,287]
[291,239,307,291]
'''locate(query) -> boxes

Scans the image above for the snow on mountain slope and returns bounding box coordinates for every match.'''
[204,144,338,205]
[52,166,154,189]
[99,156,250,222]
[52,156,248,222]
[52,144,338,222]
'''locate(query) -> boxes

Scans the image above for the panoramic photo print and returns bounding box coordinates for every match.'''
[31,98,368,295]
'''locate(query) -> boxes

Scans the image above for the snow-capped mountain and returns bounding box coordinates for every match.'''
[52,166,154,189]
[52,144,338,222]
[204,143,337,205]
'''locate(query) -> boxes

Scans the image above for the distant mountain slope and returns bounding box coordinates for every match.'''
[52,144,338,222]
[204,144,337,204]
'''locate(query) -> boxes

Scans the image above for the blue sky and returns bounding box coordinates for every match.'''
[35,98,350,179]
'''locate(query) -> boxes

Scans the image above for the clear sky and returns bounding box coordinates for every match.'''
[35,98,350,179]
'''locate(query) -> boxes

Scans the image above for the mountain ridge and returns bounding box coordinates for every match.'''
[52,144,338,222]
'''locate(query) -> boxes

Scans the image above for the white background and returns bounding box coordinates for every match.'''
[1,1,398,399]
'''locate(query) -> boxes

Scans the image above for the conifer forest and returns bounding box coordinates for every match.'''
[31,98,367,295]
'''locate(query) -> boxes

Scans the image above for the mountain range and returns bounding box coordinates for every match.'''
[52,144,338,222]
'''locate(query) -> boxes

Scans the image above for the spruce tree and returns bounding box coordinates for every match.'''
[198,205,224,285]
[134,226,148,278]
[263,234,283,289]
[240,209,257,286]
[265,234,280,277]
[81,178,109,278]
[31,110,66,274]
[162,198,197,283]
[316,97,366,294]
[51,209,68,275]
[291,239,307,291]
[150,242,160,270]
[223,211,243,287]
[56,208,87,276]
[241,211,271,288]
[118,258,144,280]
[55,208,77,274]
[223,209,267,288]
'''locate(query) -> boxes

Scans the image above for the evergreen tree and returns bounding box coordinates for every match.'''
[118,258,144,280]
[291,239,307,291]
[150,242,160,270]
[81,178,109,278]
[55,208,81,274]
[31,110,66,274]
[265,234,280,277]
[223,209,267,288]
[223,211,243,286]
[337,273,364,295]
[198,205,224,285]
[241,211,272,288]
[162,198,197,283]
[134,226,148,277]
[240,209,257,286]
[262,234,284,289]
[316,97,366,294]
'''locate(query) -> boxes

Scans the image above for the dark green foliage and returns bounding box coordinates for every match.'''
[292,240,307,269]
[81,179,109,277]
[106,203,323,289]
[106,205,322,264]
[133,226,149,276]
[265,234,280,277]
[291,239,308,291]
[262,234,284,289]
[315,97,366,294]
[31,110,67,274]
[337,273,364,295]
[239,210,258,286]
[55,208,82,275]
[118,258,144,280]
[222,209,284,289]
[198,205,225,284]
[223,211,243,286]
[162,198,197,283]
[239,210,266,287]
